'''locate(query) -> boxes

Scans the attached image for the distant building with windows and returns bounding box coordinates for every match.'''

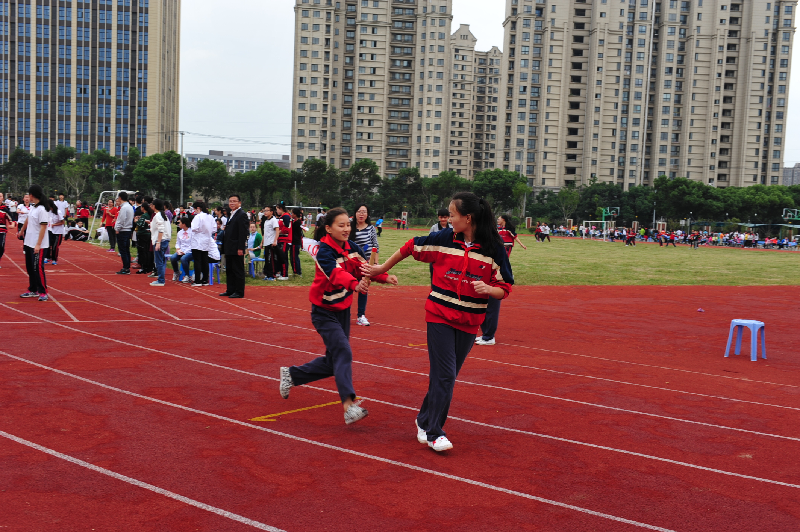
[186,150,291,173]
[783,162,800,185]
[1,0,180,163]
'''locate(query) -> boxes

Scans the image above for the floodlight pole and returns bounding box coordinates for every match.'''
[180,131,185,207]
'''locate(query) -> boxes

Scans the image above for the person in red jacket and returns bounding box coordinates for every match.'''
[275,204,293,278]
[279,207,397,425]
[369,192,514,452]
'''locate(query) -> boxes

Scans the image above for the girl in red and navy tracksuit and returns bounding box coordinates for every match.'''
[279,207,398,425]
[478,214,527,346]
[369,192,513,452]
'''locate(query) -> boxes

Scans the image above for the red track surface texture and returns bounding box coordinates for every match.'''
[1,237,799,531]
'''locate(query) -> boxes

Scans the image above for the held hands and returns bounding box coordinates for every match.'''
[354,279,371,294]
[362,263,387,277]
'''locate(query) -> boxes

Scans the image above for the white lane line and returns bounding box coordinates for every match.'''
[0,353,676,532]
[0,429,285,532]
[83,283,800,412]
[3,255,79,322]
[1,300,797,445]
[468,357,800,413]
[60,258,180,321]
[369,319,800,390]
[46,293,79,322]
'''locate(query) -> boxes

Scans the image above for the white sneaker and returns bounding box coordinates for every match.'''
[428,436,453,452]
[344,401,369,425]
[150,281,165,286]
[276,276,289,281]
[415,419,427,444]
[182,277,192,283]
[357,315,370,326]
[191,283,204,287]
[279,367,293,399]
[475,337,495,346]
[172,272,179,281]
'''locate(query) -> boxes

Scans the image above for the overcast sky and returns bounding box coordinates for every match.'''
[180,0,800,166]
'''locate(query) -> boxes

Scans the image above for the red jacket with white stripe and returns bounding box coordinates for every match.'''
[400,228,514,334]
[309,235,389,311]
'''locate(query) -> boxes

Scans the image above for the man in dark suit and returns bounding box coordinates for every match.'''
[220,194,249,298]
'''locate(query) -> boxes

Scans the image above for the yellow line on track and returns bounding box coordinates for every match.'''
[250,401,342,422]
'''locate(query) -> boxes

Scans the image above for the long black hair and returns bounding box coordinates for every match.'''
[351,203,371,234]
[314,207,349,241]
[28,184,55,213]
[500,214,516,235]
[451,192,502,253]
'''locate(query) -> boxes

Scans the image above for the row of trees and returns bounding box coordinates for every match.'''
[2,147,798,227]
[528,176,800,229]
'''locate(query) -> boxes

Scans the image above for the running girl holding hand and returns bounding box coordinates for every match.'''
[366,192,513,451]
[279,208,398,425]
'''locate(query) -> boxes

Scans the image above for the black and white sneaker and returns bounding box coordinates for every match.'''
[279,367,293,399]
[344,401,369,425]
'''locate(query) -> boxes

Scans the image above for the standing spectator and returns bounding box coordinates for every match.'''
[76,201,90,227]
[164,202,174,224]
[101,199,118,253]
[20,185,54,301]
[54,193,69,221]
[214,206,228,228]
[190,201,215,286]
[260,205,283,281]
[375,215,383,237]
[7,195,18,223]
[150,199,172,287]
[430,209,452,234]
[0,193,13,268]
[114,192,134,274]
[275,204,293,279]
[135,203,153,275]
[47,205,65,266]
[351,204,378,326]
[220,194,248,298]
[170,217,193,282]
[290,208,305,276]
[16,194,30,245]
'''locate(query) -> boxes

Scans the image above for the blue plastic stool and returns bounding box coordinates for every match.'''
[724,320,766,362]
[180,264,194,281]
[249,257,265,278]
[209,263,221,285]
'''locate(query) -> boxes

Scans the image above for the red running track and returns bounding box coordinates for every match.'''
[0,237,798,531]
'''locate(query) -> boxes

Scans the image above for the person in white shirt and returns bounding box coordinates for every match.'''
[47,208,66,265]
[54,194,69,219]
[20,185,54,301]
[259,205,284,281]
[149,199,172,286]
[170,218,193,282]
[190,201,215,286]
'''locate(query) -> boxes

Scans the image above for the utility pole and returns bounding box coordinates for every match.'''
[180,131,185,206]
[28,164,31,187]
[652,201,656,229]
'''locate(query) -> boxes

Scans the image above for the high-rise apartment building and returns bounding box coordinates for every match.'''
[292,0,796,189]
[501,0,797,189]
[291,0,503,179]
[0,0,180,163]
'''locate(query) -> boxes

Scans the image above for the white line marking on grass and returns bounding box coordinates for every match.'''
[0,353,677,532]
[0,429,285,532]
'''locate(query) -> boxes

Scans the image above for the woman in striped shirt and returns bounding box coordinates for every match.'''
[351,204,378,326]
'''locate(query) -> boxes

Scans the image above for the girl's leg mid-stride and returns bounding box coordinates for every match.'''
[279,305,369,424]
[416,323,475,451]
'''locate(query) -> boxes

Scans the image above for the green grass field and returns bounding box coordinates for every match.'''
[97,227,799,287]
